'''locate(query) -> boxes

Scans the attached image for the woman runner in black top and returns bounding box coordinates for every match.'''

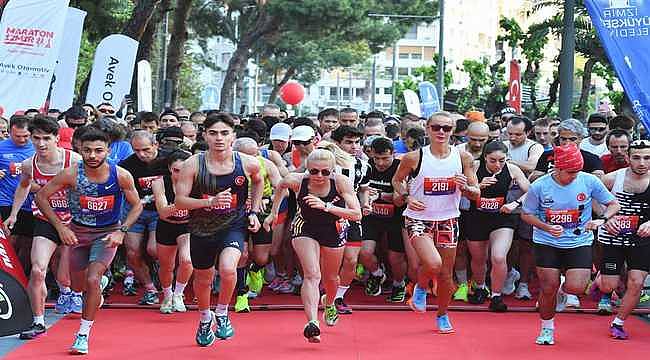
[466,141,529,311]
[152,150,192,314]
[265,149,361,343]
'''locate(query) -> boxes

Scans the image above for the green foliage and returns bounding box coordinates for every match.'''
[394,77,419,115]
[455,58,496,113]
[177,52,202,110]
[411,54,453,89]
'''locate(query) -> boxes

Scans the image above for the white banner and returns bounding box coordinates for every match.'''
[49,7,86,111]
[403,89,421,117]
[85,34,138,108]
[137,60,152,111]
[0,0,70,116]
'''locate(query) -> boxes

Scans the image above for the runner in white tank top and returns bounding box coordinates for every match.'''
[392,112,480,334]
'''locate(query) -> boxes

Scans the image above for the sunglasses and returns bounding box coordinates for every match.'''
[98,108,115,114]
[588,127,607,132]
[429,124,454,133]
[559,136,579,142]
[292,139,312,146]
[308,168,331,176]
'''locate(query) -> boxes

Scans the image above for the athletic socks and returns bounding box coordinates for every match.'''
[491,292,501,298]
[200,309,212,323]
[371,268,384,277]
[58,284,71,294]
[541,318,555,330]
[72,291,82,297]
[144,283,157,293]
[174,282,187,296]
[236,267,247,296]
[215,304,228,317]
[163,286,173,299]
[33,315,45,326]
[455,269,468,285]
[78,318,94,336]
[612,317,625,327]
[393,279,406,288]
[335,286,349,300]
[475,283,487,290]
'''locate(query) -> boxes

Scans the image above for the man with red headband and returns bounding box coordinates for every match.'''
[521,143,619,346]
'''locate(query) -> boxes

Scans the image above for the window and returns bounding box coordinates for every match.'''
[319,86,325,96]
[385,87,393,95]
[330,87,338,97]
[385,67,393,76]
[356,88,365,97]
[398,67,409,76]
[342,88,350,97]
[404,25,417,40]
[376,88,381,95]
[411,53,422,60]
[399,53,410,59]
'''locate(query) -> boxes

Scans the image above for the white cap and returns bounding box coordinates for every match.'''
[269,123,292,142]
[291,125,315,141]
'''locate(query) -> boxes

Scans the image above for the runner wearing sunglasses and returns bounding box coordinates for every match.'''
[264,149,361,343]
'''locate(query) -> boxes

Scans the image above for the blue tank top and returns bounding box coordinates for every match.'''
[0,139,35,211]
[68,162,123,227]
[260,149,270,160]
[188,152,249,236]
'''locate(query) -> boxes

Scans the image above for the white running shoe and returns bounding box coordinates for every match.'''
[502,268,520,295]
[565,294,581,308]
[515,283,532,300]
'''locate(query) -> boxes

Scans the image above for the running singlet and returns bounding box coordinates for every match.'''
[403,146,462,221]
[294,177,346,229]
[522,172,615,248]
[188,152,249,236]
[162,175,189,222]
[366,158,402,221]
[119,153,169,211]
[0,139,35,211]
[68,162,123,227]
[598,168,650,247]
[471,162,512,213]
[32,149,73,224]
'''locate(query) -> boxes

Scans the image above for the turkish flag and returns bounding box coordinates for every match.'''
[508,60,521,114]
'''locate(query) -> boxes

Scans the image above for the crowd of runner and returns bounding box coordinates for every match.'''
[1,102,649,353]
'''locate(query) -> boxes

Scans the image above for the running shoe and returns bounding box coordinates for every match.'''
[609,324,628,340]
[277,279,296,294]
[70,333,89,354]
[291,274,303,287]
[303,320,321,343]
[489,295,508,313]
[70,293,83,314]
[555,290,568,312]
[365,273,386,296]
[321,295,339,326]
[566,294,580,308]
[388,284,406,303]
[268,276,284,291]
[139,290,159,305]
[535,328,555,345]
[453,283,469,302]
[19,323,46,340]
[502,268,520,295]
[514,283,532,300]
[408,284,427,313]
[160,295,173,314]
[122,282,137,296]
[173,294,187,312]
[235,294,251,313]
[195,312,216,347]
[334,298,352,315]
[468,287,489,305]
[247,269,264,294]
[215,315,234,339]
[639,293,650,304]
[436,314,455,334]
[355,263,366,281]
[598,294,613,315]
[55,292,72,314]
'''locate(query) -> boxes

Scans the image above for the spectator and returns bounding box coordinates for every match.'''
[601,129,631,173]
[580,113,609,157]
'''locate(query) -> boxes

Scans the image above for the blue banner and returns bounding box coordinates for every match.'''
[585,0,650,132]
[418,81,440,119]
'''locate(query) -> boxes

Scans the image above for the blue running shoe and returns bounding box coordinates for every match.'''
[70,293,83,314]
[70,333,89,354]
[216,315,234,339]
[535,328,555,345]
[436,314,455,334]
[195,312,216,347]
[55,292,72,314]
[407,284,427,313]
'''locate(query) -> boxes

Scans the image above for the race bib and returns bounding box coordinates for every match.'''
[614,215,640,234]
[372,202,395,217]
[80,195,115,213]
[202,193,238,214]
[546,209,580,228]
[138,176,162,192]
[423,177,456,196]
[478,197,504,212]
[49,193,69,212]
[9,162,21,177]
[170,207,189,220]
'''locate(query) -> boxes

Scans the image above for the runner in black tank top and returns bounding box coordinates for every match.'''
[152,150,192,315]
[466,141,530,312]
[265,149,361,343]
[174,114,264,347]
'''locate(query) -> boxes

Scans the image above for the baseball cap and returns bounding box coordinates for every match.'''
[291,126,315,142]
[65,105,87,119]
[269,123,291,142]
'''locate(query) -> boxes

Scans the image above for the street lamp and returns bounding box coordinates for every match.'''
[368,9,441,114]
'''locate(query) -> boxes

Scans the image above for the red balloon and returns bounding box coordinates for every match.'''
[280,82,305,105]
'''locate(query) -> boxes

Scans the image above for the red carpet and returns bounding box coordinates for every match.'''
[6,309,650,359]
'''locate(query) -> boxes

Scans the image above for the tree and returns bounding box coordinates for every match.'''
[166,0,194,106]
